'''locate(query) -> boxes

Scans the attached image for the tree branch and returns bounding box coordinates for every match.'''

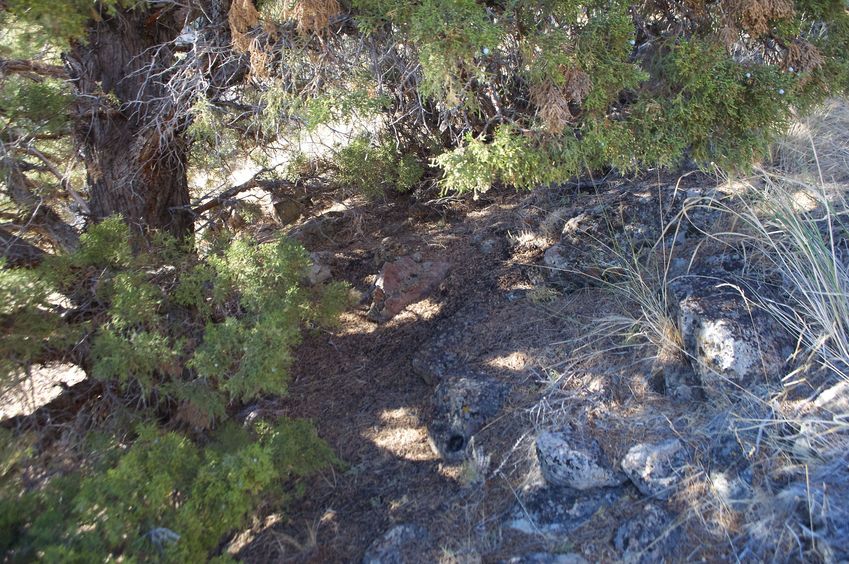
[1,146,80,251]
[0,57,67,79]
[191,176,298,216]
[21,146,90,214]
[0,227,46,266]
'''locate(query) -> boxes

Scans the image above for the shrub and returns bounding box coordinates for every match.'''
[1,421,339,561]
[331,134,425,198]
[0,218,349,560]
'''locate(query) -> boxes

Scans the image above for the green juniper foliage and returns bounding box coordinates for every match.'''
[345,0,849,194]
[0,219,348,560]
[0,421,339,562]
[2,0,849,560]
[331,134,426,198]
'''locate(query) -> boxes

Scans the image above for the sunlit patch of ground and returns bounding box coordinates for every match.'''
[365,407,436,462]
[0,363,86,419]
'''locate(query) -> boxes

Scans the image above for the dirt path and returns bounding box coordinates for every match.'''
[235,192,576,561]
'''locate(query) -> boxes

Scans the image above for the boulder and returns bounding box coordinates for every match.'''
[427,375,510,462]
[536,429,626,490]
[362,524,434,564]
[506,484,625,536]
[670,274,791,399]
[614,503,680,563]
[621,438,686,500]
[367,256,450,322]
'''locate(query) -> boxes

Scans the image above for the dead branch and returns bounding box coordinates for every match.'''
[0,57,67,79]
[191,175,298,216]
[0,227,46,266]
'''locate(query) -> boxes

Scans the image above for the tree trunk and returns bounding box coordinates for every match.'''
[66,6,194,241]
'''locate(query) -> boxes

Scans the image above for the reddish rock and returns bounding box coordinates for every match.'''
[367,256,450,322]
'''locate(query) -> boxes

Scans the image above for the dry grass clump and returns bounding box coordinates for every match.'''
[532,97,849,560]
[772,98,849,184]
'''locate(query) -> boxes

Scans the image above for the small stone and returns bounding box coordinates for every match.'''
[536,429,626,490]
[367,256,450,322]
[621,438,686,500]
[428,375,510,462]
[362,524,434,564]
[614,504,680,563]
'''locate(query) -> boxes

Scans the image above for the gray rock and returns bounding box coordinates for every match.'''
[506,485,625,535]
[428,375,510,461]
[307,251,332,285]
[621,439,686,500]
[362,524,433,564]
[504,554,588,564]
[670,274,791,400]
[536,429,626,490]
[614,503,680,563]
[710,469,753,512]
[648,346,703,402]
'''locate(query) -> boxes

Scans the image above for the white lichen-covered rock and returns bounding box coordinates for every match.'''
[671,275,791,399]
[536,429,626,490]
[621,438,686,500]
[362,524,434,564]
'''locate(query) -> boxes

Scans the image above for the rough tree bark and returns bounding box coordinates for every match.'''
[65,5,194,241]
